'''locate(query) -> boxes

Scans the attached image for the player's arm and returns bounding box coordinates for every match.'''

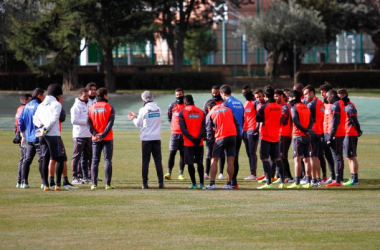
[330,103,340,138]
[167,103,173,123]
[99,106,115,139]
[198,116,206,140]
[87,115,98,136]
[255,105,265,123]
[206,114,215,141]
[60,108,66,123]
[178,111,194,141]
[280,105,289,126]
[348,106,362,135]
[71,105,88,125]
[132,108,144,128]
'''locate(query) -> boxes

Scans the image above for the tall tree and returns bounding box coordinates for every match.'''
[238,0,326,82]
[184,28,217,72]
[150,0,253,72]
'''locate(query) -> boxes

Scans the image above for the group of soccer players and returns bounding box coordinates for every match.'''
[13,81,362,190]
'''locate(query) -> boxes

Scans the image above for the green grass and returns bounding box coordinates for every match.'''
[1,131,380,249]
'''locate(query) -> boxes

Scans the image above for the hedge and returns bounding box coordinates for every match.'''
[0,72,224,90]
[295,70,380,88]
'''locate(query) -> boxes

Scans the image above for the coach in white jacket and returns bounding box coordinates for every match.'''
[33,84,68,190]
[129,91,164,189]
[70,88,91,184]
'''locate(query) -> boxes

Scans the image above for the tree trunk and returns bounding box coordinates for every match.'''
[171,38,184,72]
[198,58,201,72]
[371,33,380,69]
[103,46,116,93]
[62,60,78,91]
[265,50,280,83]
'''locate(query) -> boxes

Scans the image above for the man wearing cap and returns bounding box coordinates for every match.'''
[129,91,164,189]
[88,87,115,190]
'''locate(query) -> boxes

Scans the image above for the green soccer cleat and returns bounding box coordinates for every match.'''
[164,173,171,180]
[258,179,267,183]
[105,185,115,190]
[257,183,273,189]
[40,184,44,189]
[188,184,198,189]
[278,183,286,189]
[287,183,302,189]
[178,174,185,180]
[302,183,312,189]
[273,178,282,184]
[90,185,97,190]
[343,179,354,186]
[199,184,205,189]
[22,184,30,189]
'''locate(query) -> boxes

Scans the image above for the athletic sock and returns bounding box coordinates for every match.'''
[63,176,69,185]
[353,173,358,183]
[295,177,301,185]
[275,160,285,183]
[210,180,215,186]
[205,158,211,175]
[263,161,272,184]
[307,176,312,183]
[197,164,204,184]
[49,176,55,187]
[188,164,196,185]
[227,181,231,186]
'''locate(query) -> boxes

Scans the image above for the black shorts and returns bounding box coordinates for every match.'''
[279,136,291,159]
[43,136,67,162]
[260,140,280,160]
[310,134,321,157]
[292,136,312,158]
[184,145,204,165]
[169,134,184,151]
[344,136,358,158]
[212,136,236,158]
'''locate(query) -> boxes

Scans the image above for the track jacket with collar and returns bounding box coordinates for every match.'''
[71,98,91,138]
[33,95,62,136]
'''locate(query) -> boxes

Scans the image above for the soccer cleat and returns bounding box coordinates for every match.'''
[244,175,257,180]
[164,173,171,180]
[204,184,216,190]
[82,178,91,184]
[189,184,198,189]
[204,174,210,180]
[326,181,342,187]
[55,186,61,191]
[142,184,149,189]
[218,173,224,180]
[72,178,82,184]
[222,185,233,190]
[257,183,273,189]
[285,178,294,183]
[322,177,333,185]
[232,184,239,190]
[278,183,286,189]
[199,184,205,189]
[43,186,50,191]
[256,174,266,181]
[302,183,312,189]
[322,176,328,183]
[178,174,185,180]
[90,185,97,190]
[16,183,21,188]
[272,178,282,184]
[49,186,56,191]
[105,185,115,190]
[311,182,321,188]
[64,183,79,189]
[287,183,302,189]
[300,177,308,185]
[258,179,267,183]
[343,179,355,186]
[158,183,164,189]
[21,184,30,189]
[40,184,44,189]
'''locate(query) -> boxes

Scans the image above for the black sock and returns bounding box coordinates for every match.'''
[50,176,55,187]
[263,161,272,184]
[188,164,196,185]
[308,176,312,183]
[353,173,358,183]
[63,176,69,185]
[210,180,215,186]
[275,160,285,183]
[227,181,231,186]
[205,158,211,175]
[295,177,301,185]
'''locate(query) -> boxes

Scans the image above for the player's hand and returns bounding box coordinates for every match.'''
[36,127,48,137]
[128,111,137,121]
[253,130,259,140]
[307,129,315,137]
[358,130,363,137]
[327,137,335,147]
[192,138,201,146]
[20,137,27,148]
[95,134,103,142]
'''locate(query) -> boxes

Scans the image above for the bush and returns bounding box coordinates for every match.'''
[296,70,380,88]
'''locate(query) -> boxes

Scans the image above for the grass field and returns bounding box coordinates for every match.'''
[1,130,380,249]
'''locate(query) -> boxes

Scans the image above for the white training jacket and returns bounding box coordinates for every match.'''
[133,102,161,141]
[70,98,91,138]
[87,97,97,109]
[33,95,62,136]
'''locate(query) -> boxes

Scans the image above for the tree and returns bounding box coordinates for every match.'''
[73,0,155,93]
[238,0,326,82]
[150,0,253,72]
[184,28,217,72]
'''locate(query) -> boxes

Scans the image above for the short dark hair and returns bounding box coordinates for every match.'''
[97,87,108,98]
[175,88,184,93]
[288,90,302,100]
[242,85,250,90]
[253,89,263,95]
[327,89,338,97]
[283,88,290,93]
[337,89,348,97]
[319,82,332,92]
[86,82,97,90]
[264,85,274,99]
[32,88,45,98]
[220,85,231,95]
[184,94,194,105]
[303,85,315,94]
[205,99,216,110]
[78,88,89,96]
[274,89,285,97]
[211,85,220,90]
[20,94,30,102]
[294,83,304,93]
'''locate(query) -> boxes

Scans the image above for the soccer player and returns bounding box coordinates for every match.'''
[220,85,244,189]
[253,89,267,181]
[179,95,205,189]
[165,88,186,180]
[33,84,68,191]
[205,100,239,190]
[203,85,225,180]
[18,89,45,189]
[303,85,325,187]
[14,94,31,188]
[70,88,92,184]
[274,89,294,183]
[287,90,314,189]
[241,85,259,180]
[86,82,98,107]
[320,82,335,184]
[129,91,164,189]
[88,87,115,190]
[326,89,346,187]
[256,86,286,189]
[338,89,362,186]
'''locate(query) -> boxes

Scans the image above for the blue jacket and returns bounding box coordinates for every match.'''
[18,98,41,143]
[223,96,244,136]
